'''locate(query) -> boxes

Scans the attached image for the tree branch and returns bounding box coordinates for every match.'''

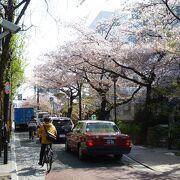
[161,0,180,20]
[15,0,30,24]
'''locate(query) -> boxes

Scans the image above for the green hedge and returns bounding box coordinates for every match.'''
[147,126,168,147]
[171,124,180,149]
[147,125,180,149]
[117,120,140,144]
[117,121,180,149]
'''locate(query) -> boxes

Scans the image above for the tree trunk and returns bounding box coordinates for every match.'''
[104,109,111,120]
[99,96,107,120]
[67,95,73,118]
[137,85,152,145]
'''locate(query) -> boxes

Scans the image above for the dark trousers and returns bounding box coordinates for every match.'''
[28,127,36,139]
[39,144,52,163]
[28,128,32,139]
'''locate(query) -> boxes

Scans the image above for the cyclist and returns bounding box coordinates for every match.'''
[37,117,57,165]
[28,115,37,140]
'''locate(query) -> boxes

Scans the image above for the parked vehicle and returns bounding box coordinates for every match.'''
[14,107,35,130]
[50,117,74,142]
[65,120,132,160]
[36,111,49,125]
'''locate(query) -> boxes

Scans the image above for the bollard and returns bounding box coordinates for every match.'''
[3,140,8,164]
[0,120,2,157]
[0,132,2,157]
[0,141,2,157]
[2,124,8,164]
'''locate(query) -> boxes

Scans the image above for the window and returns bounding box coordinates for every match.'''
[86,123,119,133]
[176,6,180,17]
[53,120,72,127]
[73,122,84,133]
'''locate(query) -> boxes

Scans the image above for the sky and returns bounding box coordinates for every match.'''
[24,0,130,77]
[18,0,131,99]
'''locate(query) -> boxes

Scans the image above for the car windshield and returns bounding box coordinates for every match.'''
[38,113,48,118]
[53,120,72,127]
[86,122,119,133]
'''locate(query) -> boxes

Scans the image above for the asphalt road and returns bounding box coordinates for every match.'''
[14,131,179,180]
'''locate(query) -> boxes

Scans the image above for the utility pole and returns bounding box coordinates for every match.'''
[110,73,119,124]
[37,87,40,110]
[113,78,117,124]
[78,84,82,120]
[3,77,10,164]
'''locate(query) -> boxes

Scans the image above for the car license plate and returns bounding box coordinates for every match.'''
[105,139,114,144]
[59,134,65,138]
[104,137,116,139]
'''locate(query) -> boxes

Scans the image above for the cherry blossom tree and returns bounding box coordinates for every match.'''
[41,26,143,120]
[60,1,179,143]
[32,56,80,118]
[85,0,180,143]
[32,0,179,144]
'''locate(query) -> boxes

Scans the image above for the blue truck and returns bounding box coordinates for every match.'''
[14,107,35,130]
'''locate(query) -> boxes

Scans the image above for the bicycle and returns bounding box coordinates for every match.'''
[42,144,53,173]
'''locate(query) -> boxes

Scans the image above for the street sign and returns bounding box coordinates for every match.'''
[18,94,22,100]
[4,82,10,94]
[49,97,54,101]
[91,114,97,120]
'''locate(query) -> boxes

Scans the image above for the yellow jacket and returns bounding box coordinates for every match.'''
[37,122,57,144]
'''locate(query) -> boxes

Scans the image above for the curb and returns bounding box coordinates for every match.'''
[10,130,18,180]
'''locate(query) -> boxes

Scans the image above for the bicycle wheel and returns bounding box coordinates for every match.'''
[46,149,53,173]
[42,152,47,167]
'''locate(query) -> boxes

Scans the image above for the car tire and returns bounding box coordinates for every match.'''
[114,154,123,161]
[78,147,85,161]
[65,140,70,152]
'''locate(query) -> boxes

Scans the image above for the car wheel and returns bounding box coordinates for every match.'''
[114,154,123,161]
[78,147,85,160]
[65,140,70,152]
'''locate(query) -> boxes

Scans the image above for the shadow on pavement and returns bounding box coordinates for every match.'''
[161,167,180,178]
[17,166,45,177]
[53,145,126,170]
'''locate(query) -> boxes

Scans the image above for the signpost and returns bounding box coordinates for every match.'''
[49,97,54,114]
[18,94,22,100]
[3,82,10,164]
[49,97,54,102]
[4,82,10,94]
[91,114,97,120]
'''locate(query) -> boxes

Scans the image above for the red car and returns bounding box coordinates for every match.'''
[65,120,131,160]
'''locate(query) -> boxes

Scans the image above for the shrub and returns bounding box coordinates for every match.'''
[171,124,180,149]
[147,126,168,147]
[117,120,140,144]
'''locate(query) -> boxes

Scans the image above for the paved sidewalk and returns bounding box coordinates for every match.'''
[128,145,180,178]
[0,130,45,180]
[0,147,11,180]
[0,133,17,180]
